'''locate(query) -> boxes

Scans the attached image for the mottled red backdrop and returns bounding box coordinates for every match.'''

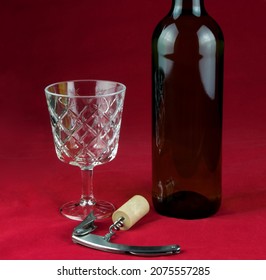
[0,0,266,259]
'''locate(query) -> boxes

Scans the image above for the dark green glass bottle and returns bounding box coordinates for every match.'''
[152,0,224,219]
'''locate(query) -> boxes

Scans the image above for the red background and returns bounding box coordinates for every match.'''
[1,0,266,260]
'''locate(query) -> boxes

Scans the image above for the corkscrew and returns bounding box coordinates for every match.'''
[72,195,181,256]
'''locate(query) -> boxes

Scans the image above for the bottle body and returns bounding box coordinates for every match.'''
[152,0,224,219]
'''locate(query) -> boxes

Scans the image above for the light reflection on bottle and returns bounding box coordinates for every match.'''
[197,25,216,100]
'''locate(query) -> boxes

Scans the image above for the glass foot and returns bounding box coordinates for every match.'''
[60,200,115,221]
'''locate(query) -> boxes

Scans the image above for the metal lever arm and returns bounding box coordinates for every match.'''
[72,209,181,257]
[73,212,97,236]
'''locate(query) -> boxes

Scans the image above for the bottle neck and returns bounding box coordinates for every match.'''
[171,0,206,18]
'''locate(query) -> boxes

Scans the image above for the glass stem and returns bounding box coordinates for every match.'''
[80,167,96,206]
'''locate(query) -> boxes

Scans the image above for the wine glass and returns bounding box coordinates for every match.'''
[44,80,126,221]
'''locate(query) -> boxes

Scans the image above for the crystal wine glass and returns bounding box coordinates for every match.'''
[45,80,126,221]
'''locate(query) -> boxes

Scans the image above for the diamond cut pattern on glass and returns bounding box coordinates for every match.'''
[47,94,124,168]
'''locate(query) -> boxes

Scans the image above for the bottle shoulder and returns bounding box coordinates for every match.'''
[152,14,224,42]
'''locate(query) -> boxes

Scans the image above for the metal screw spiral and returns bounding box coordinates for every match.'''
[104,217,125,241]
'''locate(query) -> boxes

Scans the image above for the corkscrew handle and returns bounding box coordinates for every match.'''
[73,233,180,256]
[72,195,181,256]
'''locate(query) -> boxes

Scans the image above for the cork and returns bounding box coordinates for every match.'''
[112,195,150,230]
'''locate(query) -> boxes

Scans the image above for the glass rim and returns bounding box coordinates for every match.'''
[44,79,126,98]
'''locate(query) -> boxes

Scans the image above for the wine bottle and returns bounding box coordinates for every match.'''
[152,0,224,219]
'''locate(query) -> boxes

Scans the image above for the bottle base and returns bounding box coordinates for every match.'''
[153,191,220,220]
